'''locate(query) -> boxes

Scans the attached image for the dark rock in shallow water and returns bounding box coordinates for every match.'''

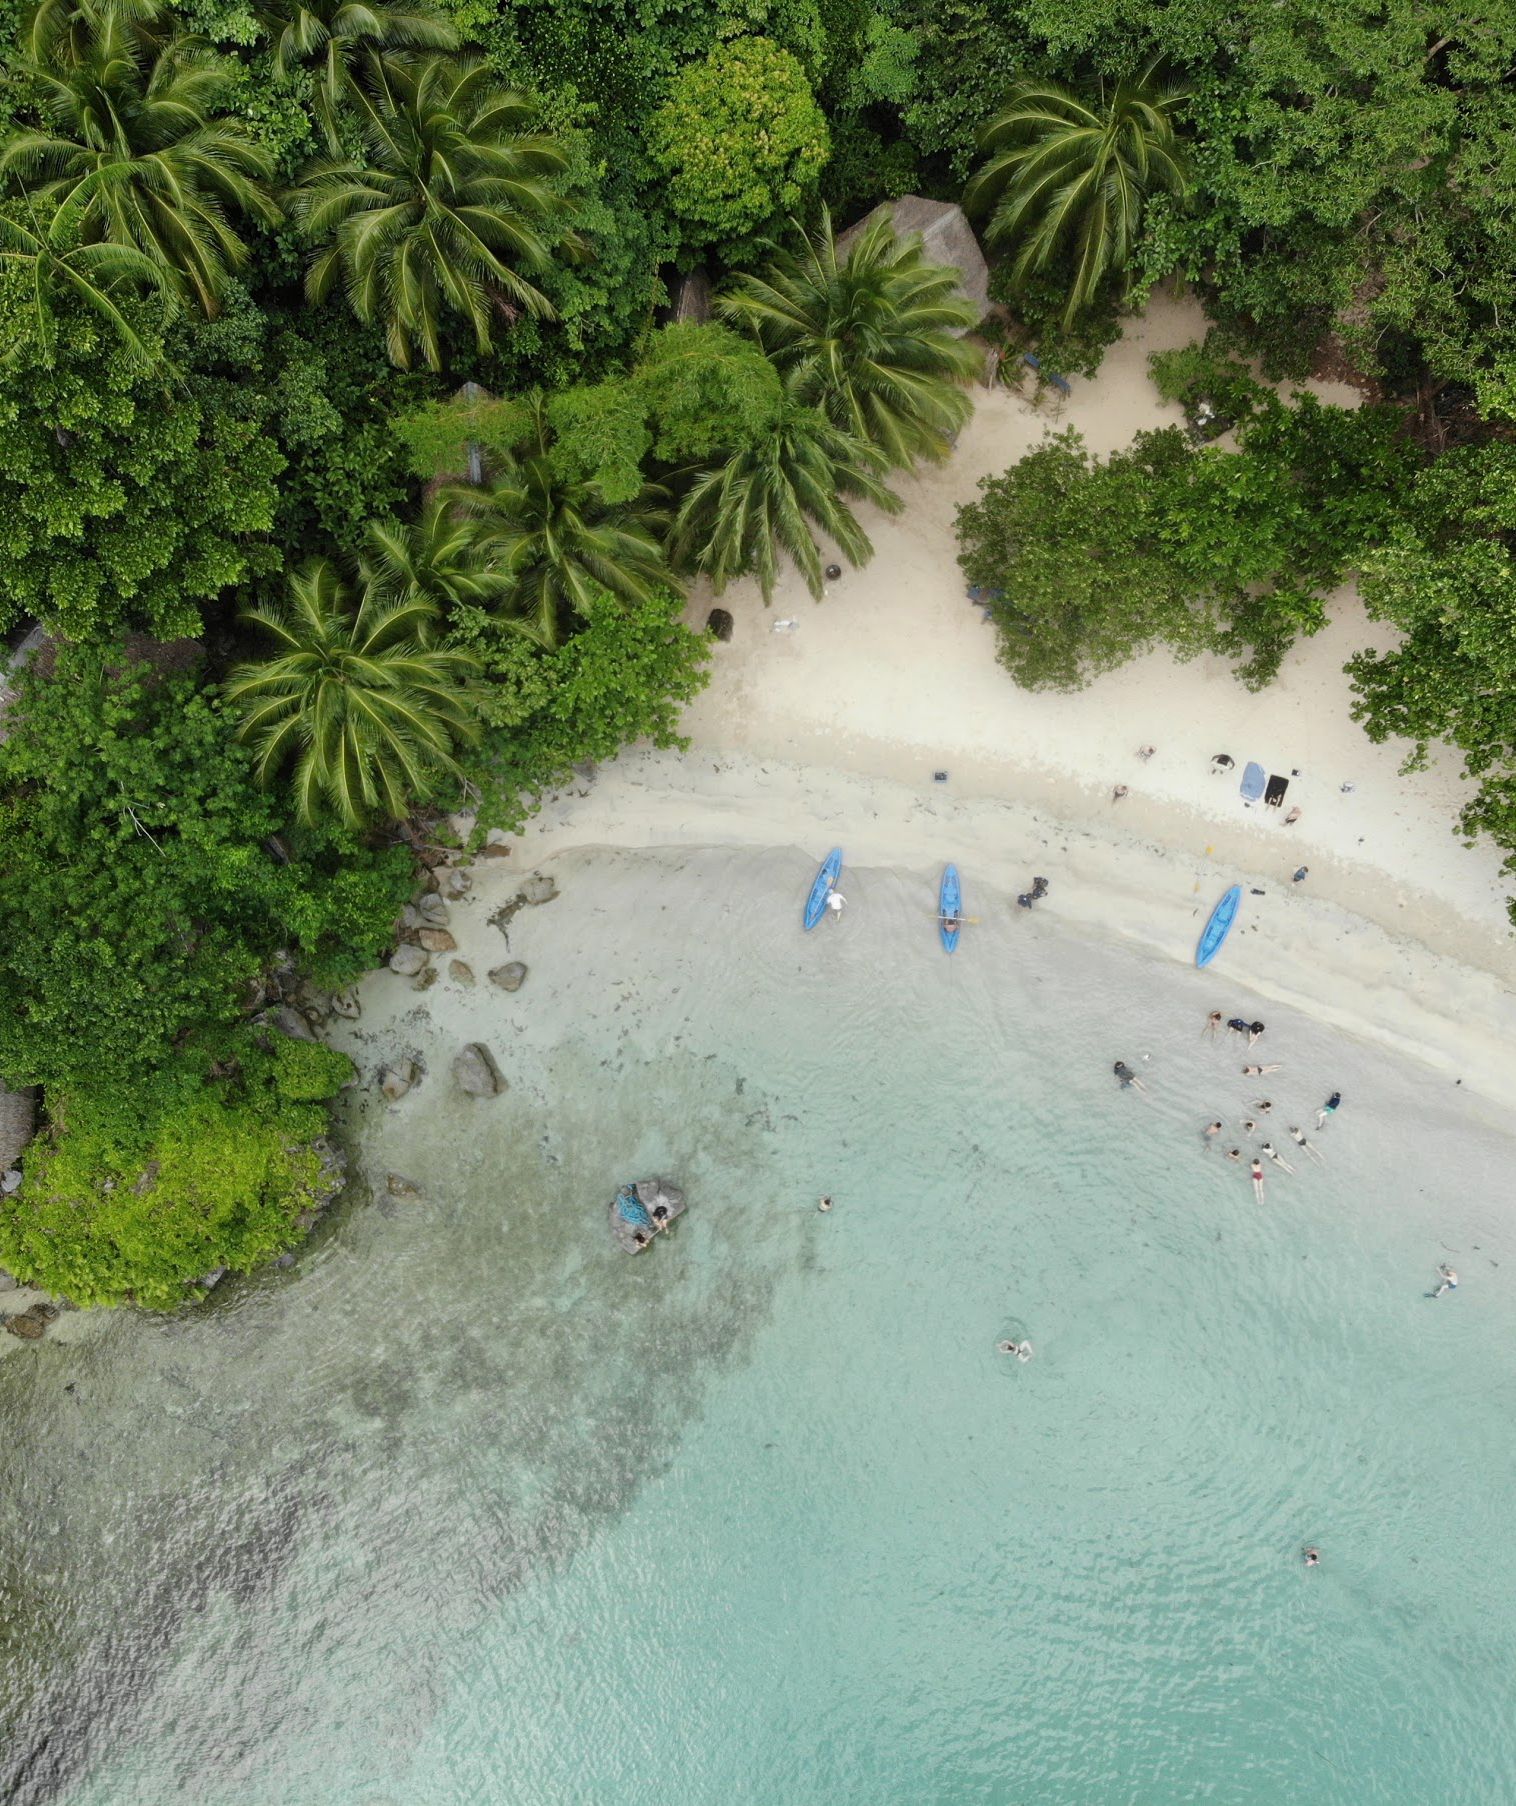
[386,1172,424,1200]
[453,1042,507,1097]
[378,1059,416,1102]
[5,1301,59,1339]
[488,961,527,992]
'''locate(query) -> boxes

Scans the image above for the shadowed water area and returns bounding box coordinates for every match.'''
[2,846,1515,1804]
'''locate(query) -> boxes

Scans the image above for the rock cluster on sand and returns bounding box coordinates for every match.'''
[453,1042,507,1097]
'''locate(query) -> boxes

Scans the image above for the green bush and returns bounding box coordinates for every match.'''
[0,1040,346,1310]
[650,37,830,255]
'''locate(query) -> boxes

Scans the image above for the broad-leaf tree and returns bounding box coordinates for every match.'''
[2,11,279,316]
[670,404,899,602]
[721,206,979,468]
[229,556,482,827]
[443,391,674,648]
[255,0,459,152]
[294,56,578,370]
[1351,444,1516,909]
[966,62,1188,325]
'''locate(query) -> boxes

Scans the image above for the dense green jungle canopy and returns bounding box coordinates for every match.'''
[2,0,1515,1302]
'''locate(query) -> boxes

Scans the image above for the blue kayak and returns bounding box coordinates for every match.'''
[804,847,843,931]
[1196,884,1242,968]
[939,864,962,953]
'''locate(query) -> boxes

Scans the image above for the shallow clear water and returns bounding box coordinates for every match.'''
[4,847,1516,1805]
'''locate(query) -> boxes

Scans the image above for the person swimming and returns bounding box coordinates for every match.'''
[1205,1010,1223,1037]
[1113,1061,1147,1092]
[1225,1147,1242,1163]
[1204,1120,1223,1139]
[1250,1159,1266,1202]
[1242,1063,1282,1076]
[1316,1090,1342,1129]
[1240,1118,1258,1135]
[997,1339,1033,1360]
[818,1195,833,1213]
[1431,1264,1458,1298]
[1304,1547,1320,1568]
[1255,1099,1273,1114]
[1248,1021,1266,1045]
[1227,1018,1249,1036]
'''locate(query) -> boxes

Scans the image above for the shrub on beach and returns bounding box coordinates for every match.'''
[958,395,1413,692]
[0,1037,352,1310]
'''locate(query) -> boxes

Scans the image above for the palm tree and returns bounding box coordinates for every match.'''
[669,406,900,603]
[0,196,177,368]
[228,557,481,829]
[294,56,578,371]
[1,13,279,316]
[24,0,165,65]
[358,498,508,614]
[720,208,980,469]
[255,0,458,151]
[964,62,1188,325]
[443,392,674,647]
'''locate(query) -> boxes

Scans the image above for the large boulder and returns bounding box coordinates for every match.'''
[521,873,557,905]
[488,961,527,993]
[452,1042,507,1097]
[418,927,456,954]
[388,943,429,977]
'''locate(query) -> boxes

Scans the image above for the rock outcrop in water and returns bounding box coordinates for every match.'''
[609,1178,686,1253]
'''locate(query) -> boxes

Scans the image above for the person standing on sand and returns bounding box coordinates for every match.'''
[826,888,846,922]
[1317,1091,1342,1129]
[1250,1159,1266,1202]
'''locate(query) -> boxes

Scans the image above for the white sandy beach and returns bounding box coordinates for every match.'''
[389,288,1516,1113]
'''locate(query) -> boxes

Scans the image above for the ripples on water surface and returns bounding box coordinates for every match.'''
[3,847,1515,1805]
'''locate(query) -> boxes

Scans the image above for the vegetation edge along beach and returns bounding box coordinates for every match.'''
[2,0,1516,1319]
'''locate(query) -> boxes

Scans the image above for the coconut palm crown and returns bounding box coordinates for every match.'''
[294,56,579,370]
[255,0,459,151]
[228,557,481,829]
[441,391,675,647]
[670,405,900,603]
[1,12,279,316]
[720,207,980,469]
[965,62,1188,325]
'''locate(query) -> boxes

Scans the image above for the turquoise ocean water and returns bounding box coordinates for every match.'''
[3,847,1515,1804]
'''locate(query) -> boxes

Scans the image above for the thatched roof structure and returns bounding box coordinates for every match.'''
[0,1087,36,1173]
[836,196,990,332]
